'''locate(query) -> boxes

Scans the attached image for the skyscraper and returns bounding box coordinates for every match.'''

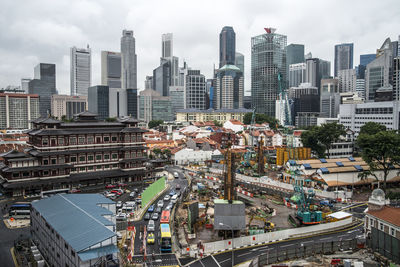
[88,85,109,121]
[21,78,31,93]
[70,46,91,96]
[334,43,354,77]
[251,28,287,117]
[357,54,376,79]
[235,52,244,73]
[392,57,400,101]
[101,51,121,89]
[186,70,206,110]
[286,44,305,82]
[121,30,137,89]
[215,65,244,109]
[139,89,173,122]
[162,33,173,59]
[28,63,56,117]
[219,26,236,68]
[153,59,171,96]
[289,63,306,87]
[338,69,357,93]
[305,58,331,94]
[320,78,340,118]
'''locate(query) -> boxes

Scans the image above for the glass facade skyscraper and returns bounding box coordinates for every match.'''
[101,51,122,89]
[121,30,137,90]
[334,43,354,77]
[70,46,91,96]
[219,26,236,68]
[88,85,109,121]
[251,30,287,117]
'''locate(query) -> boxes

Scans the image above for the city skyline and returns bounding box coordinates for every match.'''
[0,0,399,95]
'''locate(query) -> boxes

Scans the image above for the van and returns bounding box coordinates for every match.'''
[148,220,155,232]
[171,194,178,203]
[174,172,179,179]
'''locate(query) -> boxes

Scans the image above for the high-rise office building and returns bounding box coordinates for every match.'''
[288,83,319,126]
[144,76,153,90]
[320,78,340,118]
[338,69,357,93]
[169,86,185,117]
[286,44,305,82]
[70,46,91,96]
[305,58,331,94]
[88,85,110,120]
[121,30,137,90]
[366,38,393,101]
[0,93,40,129]
[360,54,376,67]
[215,65,244,109]
[186,70,206,110]
[334,43,354,77]
[219,26,236,68]
[139,89,173,122]
[127,89,138,119]
[51,95,87,120]
[28,63,56,117]
[251,28,287,117]
[235,52,244,73]
[162,33,173,59]
[153,59,171,96]
[356,79,366,99]
[161,33,179,87]
[289,63,306,87]
[21,78,31,93]
[393,57,400,101]
[101,51,122,89]
[109,88,127,118]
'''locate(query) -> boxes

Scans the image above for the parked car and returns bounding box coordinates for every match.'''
[176,184,181,190]
[144,213,151,220]
[147,232,155,244]
[164,195,171,201]
[70,188,81,193]
[147,220,155,232]
[169,190,175,196]
[111,190,122,196]
[116,213,127,220]
[118,183,127,187]
[165,203,173,211]
[157,200,164,208]
[147,205,155,213]
[171,194,178,203]
[129,192,136,198]
[174,172,179,179]
[151,213,159,220]
[105,184,117,189]
[116,201,123,209]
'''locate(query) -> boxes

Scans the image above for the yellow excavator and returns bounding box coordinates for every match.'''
[248,215,275,232]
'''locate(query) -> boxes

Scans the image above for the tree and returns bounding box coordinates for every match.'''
[300,123,346,158]
[357,130,400,191]
[152,148,162,158]
[105,117,117,122]
[359,122,386,136]
[243,112,279,130]
[148,120,163,129]
[213,120,222,127]
[162,149,172,161]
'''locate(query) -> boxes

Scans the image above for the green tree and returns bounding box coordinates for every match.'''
[357,130,400,191]
[162,149,172,161]
[243,113,279,130]
[300,126,326,158]
[105,117,117,122]
[152,148,162,158]
[213,120,222,127]
[148,120,163,129]
[359,122,386,136]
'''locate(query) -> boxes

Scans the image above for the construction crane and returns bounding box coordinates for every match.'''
[256,136,265,176]
[277,73,292,126]
[223,143,236,203]
[290,185,322,225]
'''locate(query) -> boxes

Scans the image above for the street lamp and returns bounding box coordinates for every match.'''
[219,222,234,267]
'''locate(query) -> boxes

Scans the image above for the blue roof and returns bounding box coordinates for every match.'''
[32,194,116,254]
[78,244,119,261]
[288,160,296,165]
[319,158,327,163]
[336,162,344,167]
[354,165,363,171]
[303,163,312,169]
[348,156,355,162]
[320,167,330,174]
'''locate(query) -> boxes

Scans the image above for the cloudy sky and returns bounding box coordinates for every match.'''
[0,0,399,94]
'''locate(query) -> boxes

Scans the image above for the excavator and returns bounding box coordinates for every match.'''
[248,215,275,233]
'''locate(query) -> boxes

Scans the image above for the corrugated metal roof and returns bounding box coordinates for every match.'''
[32,194,116,253]
[78,244,119,261]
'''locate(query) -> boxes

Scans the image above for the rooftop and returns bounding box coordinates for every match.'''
[32,194,116,254]
[367,206,400,227]
[176,108,252,114]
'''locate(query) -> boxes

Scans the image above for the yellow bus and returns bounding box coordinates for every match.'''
[160,223,172,253]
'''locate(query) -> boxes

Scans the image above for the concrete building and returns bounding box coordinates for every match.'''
[31,194,118,266]
[339,101,400,135]
[306,58,331,93]
[138,88,173,123]
[21,78,31,93]
[70,46,91,96]
[144,76,153,90]
[101,51,121,89]
[366,38,393,101]
[295,112,319,128]
[215,64,244,109]
[88,85,109,120]
[355,79,366,99]
[109,88,127,118]
[176,108,251,124]
[338,69,356,93]
[121,30,137,90]
[169,86,185,117]
[320,78,340,118]
[219,26,236,68]
[223,119,244,133]
[173,148,221,165]
[159,33,179,88]
[186,70,206,110]
[289,62,306,88]
[393,57,400,101]
[251,28,287,117]
[51,95,87,120]
[0,93,39,129]
[28,63,56,117]
[334,43,354,77]
[286,44,305,83]
[289,83,319,125]
[153,59,171,97]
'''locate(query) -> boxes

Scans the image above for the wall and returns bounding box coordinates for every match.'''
[141,177,166,207]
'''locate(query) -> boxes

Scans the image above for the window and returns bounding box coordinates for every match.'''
[96,155,102,161]
[80,167,85,172]
[104,136,110,142]
[43,159,49,165]
[78,137,85,145]
[42,138,48,146]
[112,164,118,168]
[104,165,110,169]
[23,172,30,177]
[70,156,77,162]
[59,157,65,164]
[131,135,136,142]
[71,251,75,257]
[111,136,117,142]
[64,243,68,249]
[96,165,102,170]
[79,156,86,162]
[88,166,94,171]
[51,159,56,165]
[96,137,101,143]
[12,173,19,178]
[88,155,94,161]
[124,135,130,142]
[87,136,94,144]
[43,171,49,176]
[391,227,395,236]
[125,152,130,159]
[58,138,64,145]
[57,253,60,258]
[69,137,77,145]
[104,154,110,160]
[112,153,118,159]
[380,223,384,231]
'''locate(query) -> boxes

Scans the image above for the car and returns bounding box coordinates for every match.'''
[165,203,173,211]
[118,183,127,187]
[105,184,116,189]
[151,213,159,220]
[174,172,179,179]
[169,190,175,196]
[147,204,155,213]
[144,213,151,220]
[106,193,116,198]
[155,207,162,214]
[147,232,155,244]
[116,232,122,239]
[164,195,171,201]
[129,192,136,198]
[171,194,178,203]
[148,220,155,232]
[110,190,122,196]
[116,213,127,220]
[134,188,139,193]
[70,188,81,193]
[157,200,164,208]
[176,184,181,190]
[116,201,123,209]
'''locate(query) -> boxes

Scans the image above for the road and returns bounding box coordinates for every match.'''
[187,203,367,267]
[131,166,188,263]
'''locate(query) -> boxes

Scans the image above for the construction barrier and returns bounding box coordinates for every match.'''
[236,187,254,197]
[141,177,166,207]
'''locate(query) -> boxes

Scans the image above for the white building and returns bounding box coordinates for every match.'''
[51,94,87,120]
[289,62,306,88]
[31,194,118,267]
[223,119,244,133]
[0,93,40,129]
[337,68,356,93]
[70,46,91,96]
[339,101,400,136]
[173,148,221,165]
[356,79,366,99]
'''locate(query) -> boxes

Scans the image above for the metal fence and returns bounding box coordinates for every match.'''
[249,239,358,267]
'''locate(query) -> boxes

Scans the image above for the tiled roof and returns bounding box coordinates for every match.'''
[228,119,244,125]
[367,206,400,227]
[146,140,174,144]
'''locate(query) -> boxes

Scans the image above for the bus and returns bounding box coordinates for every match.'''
[9,202,31,218]
[41,188,70,198]
[9,210,30,219]
[160,224,172,253]
[160,210,171,224]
